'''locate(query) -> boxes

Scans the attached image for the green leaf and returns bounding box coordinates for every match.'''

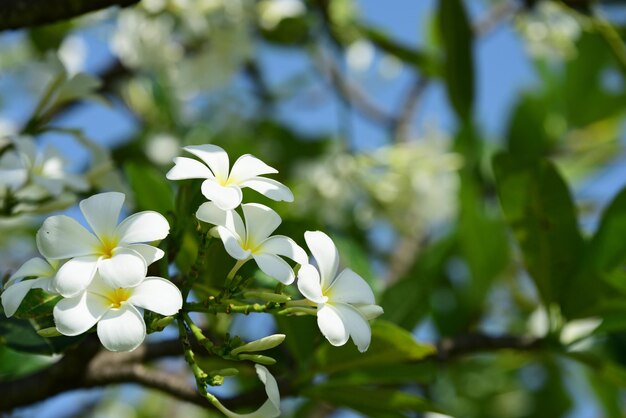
[493,153,583,306]
[323,361,437,386]
[314,320,435,374]
[13,289,60,320]
[561,186,626,317]
[506,94,554,162]
[304,385,442,415]
[333,235,376,289]
[381,234,456,330]
[0,316,53,354]
[437,0,474,120]
[458,175,509,307]
[358,25,439,76]
[275,315,319,369]
[125,162,174,215]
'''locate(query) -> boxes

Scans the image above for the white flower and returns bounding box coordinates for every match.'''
[166,144,293,210]
[213,365,281,418]
[0,137,88,198]
[1,257,59,317]
[36,192,170,297]
[297,231,383,352]
[196,202,307,284]
[53,273,182,352]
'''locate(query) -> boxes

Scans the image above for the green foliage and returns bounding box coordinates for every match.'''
[437,0,474,121]
[493,153,583,307]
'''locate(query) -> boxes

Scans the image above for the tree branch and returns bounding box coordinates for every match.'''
[0,0,139,31]
[435,333,543,361]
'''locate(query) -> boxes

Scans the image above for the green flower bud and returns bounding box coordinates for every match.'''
[237,354,277,365]
[37,327,63,338]
[209,368,240,377]
[244,291,291,303]
[230,334,286,355]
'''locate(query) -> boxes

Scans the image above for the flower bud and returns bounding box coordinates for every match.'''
[209,368,240,377]
[230,334,286,355]
[237,354,277,365]
[37,327,63,338]
[155,315,175,329]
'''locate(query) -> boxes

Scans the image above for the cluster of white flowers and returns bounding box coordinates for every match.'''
[2,192,182,352]
[2,144,382,418]
[515,1,582,60]
[294,137,462,236]
[167,144,383,352]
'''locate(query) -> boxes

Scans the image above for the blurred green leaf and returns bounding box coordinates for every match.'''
[458,176,509,307]
[13,289,60,320]
[358,25,439,75]
[314,320,435,374]
[493,153,583,306]
[125,162,174,215]
[437,0,474,120]
[381,234,455,330]
[304,385,442,415]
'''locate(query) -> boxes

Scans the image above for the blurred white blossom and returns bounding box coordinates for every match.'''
[516,1,581,60]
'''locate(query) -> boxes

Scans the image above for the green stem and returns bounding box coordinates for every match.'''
[226,259,248,283]
[182,312,214,351]
[185,301,277,315]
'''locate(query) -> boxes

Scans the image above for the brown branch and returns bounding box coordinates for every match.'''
[435,333,543,361]
[0,0,139,31]
[390,75,430,143]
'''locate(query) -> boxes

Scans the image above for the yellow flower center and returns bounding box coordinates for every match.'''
[97,236,118,259]
[106,288,131,309]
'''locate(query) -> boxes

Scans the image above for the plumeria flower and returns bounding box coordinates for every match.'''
[166,144,293,210]
[196,202,307,284]
[1,137,88,198]
[297,231,383,352]
[1,257,59,317]
[213,365,280,418]
[53,273,182,352]
[37,192,170,297]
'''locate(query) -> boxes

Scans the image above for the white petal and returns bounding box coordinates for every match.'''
[260,236,308,265]
[326,268,375,305]
[296,264,325,304]
[165,157,213,180]
[2,280,36,317]
[80,192,125,240]
[356,304,384,320]
[53,255,100,297]
[7,257,54,287]
[201,179,243,211]
[304,231,340,290]
[229,154,278,183]
[116,211,170,244]
[36,215,100,259]
[333,303,372,352]
[184,144,230,180]
[317,304,349,347]
[253,253,295,285]
[213,365,281,418]
[32,176,64,196]
[196,202,245,239]
[97,304,146,352]
[240,177,293,202]
[242,204,281,247]
[54,291,109,336]
[127,244,165,266]
[98,248,147,289]
[129,277,182,316]
[216,226,251,260]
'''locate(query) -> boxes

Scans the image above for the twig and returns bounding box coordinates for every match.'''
[391,75,430,142]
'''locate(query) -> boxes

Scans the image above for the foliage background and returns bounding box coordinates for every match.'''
[2,0,626,417]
